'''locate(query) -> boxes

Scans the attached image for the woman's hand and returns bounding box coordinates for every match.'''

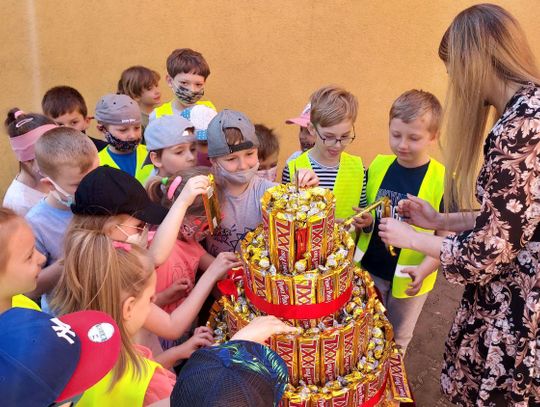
[398,194,442,230]
[378,217,417,250]
[231,316,301,344]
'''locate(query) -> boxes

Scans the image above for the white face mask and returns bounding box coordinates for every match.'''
[215,161,260,185]
[256,166,278,182]
[47,179,74,208]
[115,223,149,247]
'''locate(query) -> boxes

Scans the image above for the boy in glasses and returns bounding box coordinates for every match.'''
[283,85,367,220]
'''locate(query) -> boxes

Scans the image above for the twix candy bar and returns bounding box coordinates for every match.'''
[272,334,299,385]
[389,351,413,403]
[320,328,341,384]
[203,174,221,234]
[298,335,320,386]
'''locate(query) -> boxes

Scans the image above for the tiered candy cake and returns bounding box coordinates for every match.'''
[208,185,411,406]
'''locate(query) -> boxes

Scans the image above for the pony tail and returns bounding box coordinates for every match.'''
[145,176,168,206]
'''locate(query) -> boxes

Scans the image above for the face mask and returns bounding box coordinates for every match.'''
[172,82,204,105]
[48,179,74,208]
[257,166,278,182]
[197,150,211,167]
[116,223,149,247]
[216,161,260,185]
[105,130,140,153]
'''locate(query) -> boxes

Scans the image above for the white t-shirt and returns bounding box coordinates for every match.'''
[3,179,46,216]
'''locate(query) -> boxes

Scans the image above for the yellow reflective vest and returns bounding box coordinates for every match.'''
[77,355,160,407]
[354,155,445,298]
[11,294,41,311]
[153,100,216,119]
[287,151,364,219]
[98,144,154,185]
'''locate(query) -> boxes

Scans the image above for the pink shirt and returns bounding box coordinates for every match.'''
[136,345,176,406]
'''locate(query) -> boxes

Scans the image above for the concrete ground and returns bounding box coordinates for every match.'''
[403,273,464,407]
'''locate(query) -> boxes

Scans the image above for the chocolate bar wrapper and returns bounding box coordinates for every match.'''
[272,334,299,386]
[272,274,294,305]
[271,214,295,274]
[366,374,380,400]
[286,395,309,407]
[320,328,341,383]
[295,226,309,262]
[337,266,353,297]
[340,322,355,375]
[330,387,351,407]
[353,312,371,364]
[202,174,221,234]
[223,302,239,336]
[293,274,318,328]
[317,268,338,303]
[307,215,327,269]
[325,206,336,254]
[312,393,332,407]
[351,379,367,406]
[298,335,320,386]
[251,266,272,300]
[389,352,413,402]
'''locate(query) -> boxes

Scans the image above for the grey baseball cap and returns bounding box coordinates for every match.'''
[207,109,259,158]
[143,115,195,166]
[94,94,141,126]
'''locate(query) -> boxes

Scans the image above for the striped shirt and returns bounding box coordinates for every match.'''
[282,153,368,208]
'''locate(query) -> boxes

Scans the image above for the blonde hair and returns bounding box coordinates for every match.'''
[50,217,154,386]
[0,207,22,273]
[310,85,358,127]
[439,3,540,210]
[389,90,442,134]
[34,127,98,180]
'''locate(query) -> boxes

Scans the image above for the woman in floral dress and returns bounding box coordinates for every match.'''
[378,4,540,406]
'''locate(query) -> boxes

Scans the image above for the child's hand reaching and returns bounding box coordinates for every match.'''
[207,252,243,280]
[350,207,374,229]
[175,326,214,359]
[295,169,319,187]
[177,175,210,207]
[230,316,301,344]
[155,278,193,307]
[402,266,432,296]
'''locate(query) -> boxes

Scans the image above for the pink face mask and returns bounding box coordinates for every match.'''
[256,165,278,182]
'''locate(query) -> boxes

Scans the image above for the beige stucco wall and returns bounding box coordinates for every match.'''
[1,0,539,195]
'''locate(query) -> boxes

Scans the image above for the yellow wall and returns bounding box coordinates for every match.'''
[1,0,539,195]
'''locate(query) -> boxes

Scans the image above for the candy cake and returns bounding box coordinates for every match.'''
[208,185,411,406]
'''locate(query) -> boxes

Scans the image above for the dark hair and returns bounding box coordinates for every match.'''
[41,86,88,118]
[117,66,160,99]
[5,108,55,138]
[166,48,211,79]
[254,124,279,161]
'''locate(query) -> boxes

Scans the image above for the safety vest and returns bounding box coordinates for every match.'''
[354,155,445,298]
[77,355,160,407]
[98,144,154,185]
[287,151,364,219]
[11,294,41,311]
[153,100,216,119]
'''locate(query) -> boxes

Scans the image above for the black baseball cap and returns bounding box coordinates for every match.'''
[71,166,168,224]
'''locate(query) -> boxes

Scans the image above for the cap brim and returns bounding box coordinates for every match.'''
[142,153,153,167]
[56,310,121,402]
[133,201,169,225]
[285,117,310,127]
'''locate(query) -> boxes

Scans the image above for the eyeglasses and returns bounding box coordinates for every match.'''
[312,123,356,146]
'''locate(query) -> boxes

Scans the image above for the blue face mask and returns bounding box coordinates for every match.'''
[48,179,74,208]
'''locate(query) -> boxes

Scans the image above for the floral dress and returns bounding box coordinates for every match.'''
[440,84,540,407]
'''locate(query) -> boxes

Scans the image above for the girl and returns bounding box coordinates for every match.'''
[3,109,56,215]
[51,229,202,406]
[379,4,540,405]
[146,166,219,313]
[0,207,45,313]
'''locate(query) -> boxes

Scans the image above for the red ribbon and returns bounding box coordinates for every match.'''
[217,268,244,299]
[361,373,388,407]
[243,274,353,320]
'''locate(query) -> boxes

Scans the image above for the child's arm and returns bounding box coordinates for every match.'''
[295,169,319,187]
[153,326,214,369]
[153,278,192,308]
[144,252,242,339]
[149,176,210,266]
[197,252,215,272]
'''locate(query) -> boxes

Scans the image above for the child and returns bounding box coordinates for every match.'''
[95,93,153,184]
[151,48,216,121]
[180,104,217,167]
[51,231,185,406]
[205,109,318,255]
[283,85,367,220]
[117,65,162,133]
[42,85,108,151]
[0,307,121,407]
[3,109,56,215]
[25,127,98,306]
[67,166,240,350]
[353,89,446,353]
[0,207,45,313]
[144,114,197,178]
[254,124,279,182]
[285,102,315,162]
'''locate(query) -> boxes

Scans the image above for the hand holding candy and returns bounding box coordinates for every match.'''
[378,217,416,250]
[398,194,442,230]
[231,316,301,344]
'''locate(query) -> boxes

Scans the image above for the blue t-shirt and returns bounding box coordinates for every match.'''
[108,149,137,177]
[361,160,442,281]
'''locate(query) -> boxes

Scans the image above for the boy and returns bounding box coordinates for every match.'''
[205,109,318,256]
[144,114,197,177]
[151,48,216,121]
[254,124,279,182]
[180,104,217,167]
[283,85,367,220]
[41,85,108,151]
[285,102,315,162]
[353,89,446,353]
[25,127,99,309]
[95,93,153,184]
